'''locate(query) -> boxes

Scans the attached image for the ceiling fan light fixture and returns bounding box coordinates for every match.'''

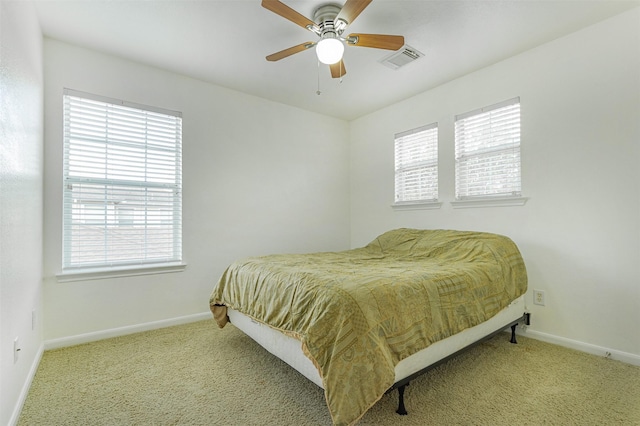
[316,37,344,65]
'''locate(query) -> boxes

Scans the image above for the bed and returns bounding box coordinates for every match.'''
[210,228,528,425]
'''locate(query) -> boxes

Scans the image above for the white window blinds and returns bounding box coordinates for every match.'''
[454,97,521,200]
[394,123,438,203]
[62,89,182,270]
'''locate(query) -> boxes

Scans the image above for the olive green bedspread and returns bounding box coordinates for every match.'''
[210,228,528,425]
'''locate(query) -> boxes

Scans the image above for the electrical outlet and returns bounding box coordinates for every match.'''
[14,337,20,364]
[533,289,545,306]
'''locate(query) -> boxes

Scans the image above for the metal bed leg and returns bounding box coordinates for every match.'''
[510,312,531,343]
[510,323,518,344]
[396,384,408,415]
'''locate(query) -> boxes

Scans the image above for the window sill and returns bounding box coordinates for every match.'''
[451,196,529,209]
[392,201,443,211]
[56,262,187,283]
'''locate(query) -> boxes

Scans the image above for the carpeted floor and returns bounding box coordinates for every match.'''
[19,319,640,425]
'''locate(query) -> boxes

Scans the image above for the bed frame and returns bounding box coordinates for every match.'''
[390,310,531,415]
[226,295,530,417]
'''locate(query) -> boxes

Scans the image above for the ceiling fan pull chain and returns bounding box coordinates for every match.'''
[316,59,322,95]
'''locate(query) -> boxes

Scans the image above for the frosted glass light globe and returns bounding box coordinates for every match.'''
[316,38,344,65]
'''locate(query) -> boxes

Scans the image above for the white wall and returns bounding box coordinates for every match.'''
[0,1,44,424]
[42,40,351,342]
[349,9,640,362]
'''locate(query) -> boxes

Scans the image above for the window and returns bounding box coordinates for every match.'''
[394,123,439,205]
[454,97,521,200]
[62,89,182,271]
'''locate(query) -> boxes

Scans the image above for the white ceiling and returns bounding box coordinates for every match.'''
[33,0,639,120]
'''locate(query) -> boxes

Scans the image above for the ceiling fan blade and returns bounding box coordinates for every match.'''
[330,60,347,78]
[347,33,405,50]
[335,0,372,26]
[266,42,315,61]
[261,0,317,31]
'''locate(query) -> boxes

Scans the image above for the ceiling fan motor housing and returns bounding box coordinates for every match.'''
[312,3,345,39]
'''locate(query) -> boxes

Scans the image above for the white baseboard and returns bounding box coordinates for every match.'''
[519,328,640,366]
[44,311,213,350]
[9,343,44,426]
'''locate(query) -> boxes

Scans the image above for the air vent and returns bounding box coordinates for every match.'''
[379,45,424,70]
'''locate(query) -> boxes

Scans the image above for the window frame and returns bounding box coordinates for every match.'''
[59,89,184,279]
[392,123,442,210]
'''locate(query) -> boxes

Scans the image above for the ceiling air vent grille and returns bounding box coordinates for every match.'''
[379,45,424,70]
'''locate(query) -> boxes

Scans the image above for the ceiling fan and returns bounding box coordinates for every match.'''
[262,0,405,78]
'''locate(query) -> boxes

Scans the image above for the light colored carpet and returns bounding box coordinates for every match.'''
[19,319,640,425]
